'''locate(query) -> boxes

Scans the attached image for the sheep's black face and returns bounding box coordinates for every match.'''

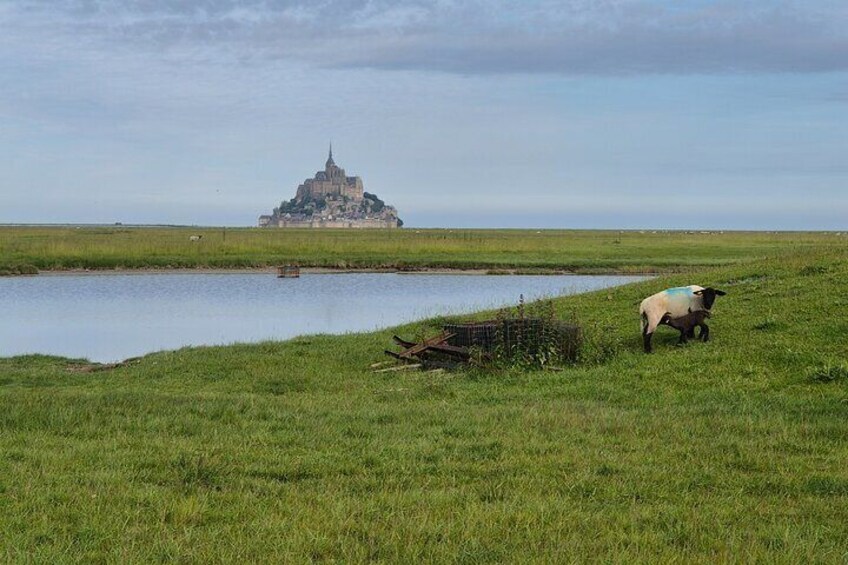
[697,288,727,310]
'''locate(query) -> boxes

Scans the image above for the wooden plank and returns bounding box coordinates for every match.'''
[426,343,472,359]
[392,335,417,348]
[373,363,422,373]
[396,332,455,359]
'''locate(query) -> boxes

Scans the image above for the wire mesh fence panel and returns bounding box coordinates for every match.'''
[444,319,581,362]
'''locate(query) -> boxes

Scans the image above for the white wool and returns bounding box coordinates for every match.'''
[639,285,706,335]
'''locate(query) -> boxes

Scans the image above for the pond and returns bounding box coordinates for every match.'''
[0,272,648,362]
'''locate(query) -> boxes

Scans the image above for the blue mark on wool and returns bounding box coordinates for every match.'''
[666,287,693,296]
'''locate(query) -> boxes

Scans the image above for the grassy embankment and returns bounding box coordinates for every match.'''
[1,245,847,561]
[0,225,844,273]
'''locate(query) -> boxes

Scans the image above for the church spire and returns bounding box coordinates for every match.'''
[326,142,335,167]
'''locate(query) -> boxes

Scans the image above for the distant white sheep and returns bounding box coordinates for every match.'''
[188,235,203,242]
[639,285,726,353]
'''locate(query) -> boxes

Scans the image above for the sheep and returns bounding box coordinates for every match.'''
[639,285,726,353]
[188,235,203,241]
[660,309,711,345]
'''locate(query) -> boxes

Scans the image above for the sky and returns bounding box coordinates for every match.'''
[1,0,847,229]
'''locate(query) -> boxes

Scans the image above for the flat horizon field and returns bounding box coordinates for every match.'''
[1,243,846,561]
[1,226,845,274]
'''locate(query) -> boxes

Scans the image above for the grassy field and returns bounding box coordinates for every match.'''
[1,244,846,561]
[1,225,844,273]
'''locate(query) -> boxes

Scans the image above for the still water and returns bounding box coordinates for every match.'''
[1,272,647,362]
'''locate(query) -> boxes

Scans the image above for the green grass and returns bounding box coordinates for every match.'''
[1,245,847,561]
[1,225,844,273]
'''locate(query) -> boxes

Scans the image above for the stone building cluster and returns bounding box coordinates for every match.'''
[259,146,401,229]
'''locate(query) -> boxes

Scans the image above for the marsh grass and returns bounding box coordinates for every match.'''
[1,226,843,273]
[0,263,38,276]
[1,246,847,561]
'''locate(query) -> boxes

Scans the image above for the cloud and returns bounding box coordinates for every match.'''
[3,0,847,75]
[2,1,846,230]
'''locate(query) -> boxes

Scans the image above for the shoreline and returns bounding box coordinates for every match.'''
[21,266,662,277]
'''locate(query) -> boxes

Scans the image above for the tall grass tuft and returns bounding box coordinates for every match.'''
[808,364,848,383]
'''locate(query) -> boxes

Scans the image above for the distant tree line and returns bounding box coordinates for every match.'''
[277,195,327,214]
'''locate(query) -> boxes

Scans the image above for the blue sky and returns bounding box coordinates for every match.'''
[1,0,846,229]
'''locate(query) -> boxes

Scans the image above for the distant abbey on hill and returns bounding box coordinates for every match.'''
[258,146,402,229]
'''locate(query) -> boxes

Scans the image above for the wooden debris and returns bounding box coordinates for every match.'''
[425,343,472,359]
[391,332,456,360]
[383,331,470,370]
[277,265,300,278]
[381,318,582,372]
[373,363,422,373]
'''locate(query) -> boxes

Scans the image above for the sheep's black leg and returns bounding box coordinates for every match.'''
[699,323,710,342]
[686,327,696,339]
[677,330,688,346]
[643,331,653,353]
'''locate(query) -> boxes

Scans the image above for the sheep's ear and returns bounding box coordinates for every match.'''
[714,289,727,296]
